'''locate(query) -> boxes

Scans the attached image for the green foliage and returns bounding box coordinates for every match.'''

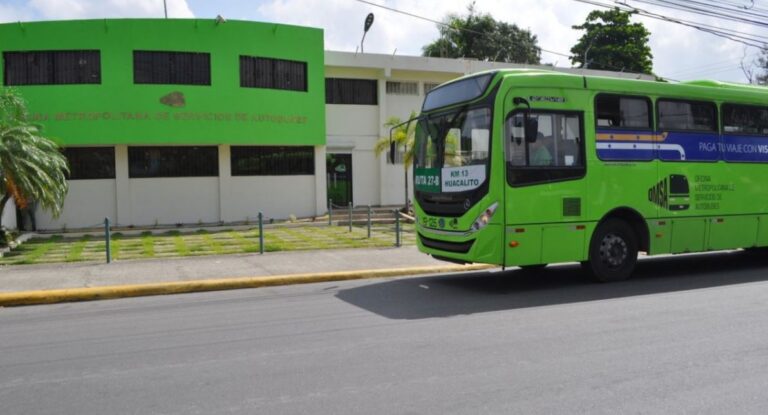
[570,8,653,74]
[0,89,69,223]
[422,2,541,64]
[757,48,768,85]
[374,111,418,167]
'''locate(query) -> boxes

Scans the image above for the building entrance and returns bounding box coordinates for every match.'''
[326,153,352,207]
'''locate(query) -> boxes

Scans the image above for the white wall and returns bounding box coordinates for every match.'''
[385,93,423,123]
[129,178,220,226]
[326,105,379,137]
[380,158,412,206]
[222,176,316,221]
[219,144,320,221]
[36,180,117,230]
[351,148,378,207]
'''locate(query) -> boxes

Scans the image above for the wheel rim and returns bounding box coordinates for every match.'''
[599,233,628,269]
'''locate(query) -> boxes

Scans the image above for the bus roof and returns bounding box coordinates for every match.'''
[492,69,768,106]
[422,69,768,113]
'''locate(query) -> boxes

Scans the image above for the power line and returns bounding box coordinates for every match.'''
[665,52,760,77]
[353,0,572,58]
[573,0,767,48]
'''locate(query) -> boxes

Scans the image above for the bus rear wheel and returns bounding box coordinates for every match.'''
[585,219,638,282]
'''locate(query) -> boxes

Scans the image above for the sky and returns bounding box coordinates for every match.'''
[0,0,764,83]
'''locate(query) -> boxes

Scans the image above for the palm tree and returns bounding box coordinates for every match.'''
[0,89,69,237]
[374,112,417,211]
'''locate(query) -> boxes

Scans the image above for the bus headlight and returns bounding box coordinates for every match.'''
[471,202,498,231]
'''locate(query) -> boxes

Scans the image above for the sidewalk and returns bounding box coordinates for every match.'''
[0,246,492,305]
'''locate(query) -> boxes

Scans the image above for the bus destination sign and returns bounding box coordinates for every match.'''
[415,166,485,193]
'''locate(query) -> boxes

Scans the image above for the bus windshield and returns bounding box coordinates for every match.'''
[414,107,491,194]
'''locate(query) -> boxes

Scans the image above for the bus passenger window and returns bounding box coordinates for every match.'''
[723,104,768,136]
[658,99,717,131]
[506,112,584,169]
[595,95,651,129]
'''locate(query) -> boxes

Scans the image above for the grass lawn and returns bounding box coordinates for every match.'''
[0,224,416,266]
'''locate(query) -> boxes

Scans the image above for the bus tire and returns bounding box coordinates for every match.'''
[585,219,638,282]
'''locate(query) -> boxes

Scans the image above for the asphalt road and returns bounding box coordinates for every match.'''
[3,251,768,414]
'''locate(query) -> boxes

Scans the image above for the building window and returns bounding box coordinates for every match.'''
[386,81,418,95]
[64,147,115,180]
[325,78,377,105]
[424,82,441,94]
[722,104,768,135]
[3,50,100,86]
[595,94,652,129]
[658,99,717,131]
[240,56,307,92]
[133,51,211,85]
[128,146,218,178]
[231,146,314,176]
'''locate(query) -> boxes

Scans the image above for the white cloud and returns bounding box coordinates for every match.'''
[0,3,34,21]
[27,0,194,20]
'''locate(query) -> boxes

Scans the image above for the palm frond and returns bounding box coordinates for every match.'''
[0,88,69,219]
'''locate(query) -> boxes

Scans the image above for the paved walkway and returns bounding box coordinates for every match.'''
[0,246,448,293]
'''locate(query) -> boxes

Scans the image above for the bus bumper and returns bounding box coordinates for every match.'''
[416,223,503,266]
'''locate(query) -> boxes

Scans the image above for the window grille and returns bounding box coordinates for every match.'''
[231,146,315,176]
[133,51,210,85]
[386,81,418,95]
[325,78,378,105]
[128,146,218,178]
[4,50,101,85]
[240,56,307,92]
[64,147,115,180]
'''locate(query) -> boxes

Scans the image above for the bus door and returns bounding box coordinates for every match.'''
[503,99,589,266]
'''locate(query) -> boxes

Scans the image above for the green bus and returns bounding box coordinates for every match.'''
[399,69,768,282]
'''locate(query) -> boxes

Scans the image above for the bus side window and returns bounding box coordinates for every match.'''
[723,104,768,136]
[506,111,584,169]
[595,94,651,129]
[506,113,528,166]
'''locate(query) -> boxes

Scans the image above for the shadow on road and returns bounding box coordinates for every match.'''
[336,250,768,320]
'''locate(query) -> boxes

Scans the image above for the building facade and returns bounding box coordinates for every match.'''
[0,19,653,231]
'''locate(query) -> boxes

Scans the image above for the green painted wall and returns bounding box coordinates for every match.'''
[0,19,325,146]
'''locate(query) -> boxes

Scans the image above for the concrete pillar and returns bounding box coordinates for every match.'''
[218,144,231,222]
[114,145,131,227]
[314,145,327,216]
[376,76,388,206]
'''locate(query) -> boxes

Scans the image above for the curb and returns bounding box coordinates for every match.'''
[0,263,496,307]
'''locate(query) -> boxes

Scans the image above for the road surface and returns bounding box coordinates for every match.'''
[2,251,768,414]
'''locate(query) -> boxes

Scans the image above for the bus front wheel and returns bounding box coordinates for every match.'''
[585,219,638,282]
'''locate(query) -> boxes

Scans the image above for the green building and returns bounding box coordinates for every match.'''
[0,18,326,229]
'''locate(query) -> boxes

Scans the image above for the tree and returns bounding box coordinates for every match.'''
[570,8,653,74]
[422,2,541,64]
[0,89,69,237]
[756,48,768,85]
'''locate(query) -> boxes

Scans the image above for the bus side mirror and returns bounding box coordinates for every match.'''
[525,117,538,143]
[388,140,396,163]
